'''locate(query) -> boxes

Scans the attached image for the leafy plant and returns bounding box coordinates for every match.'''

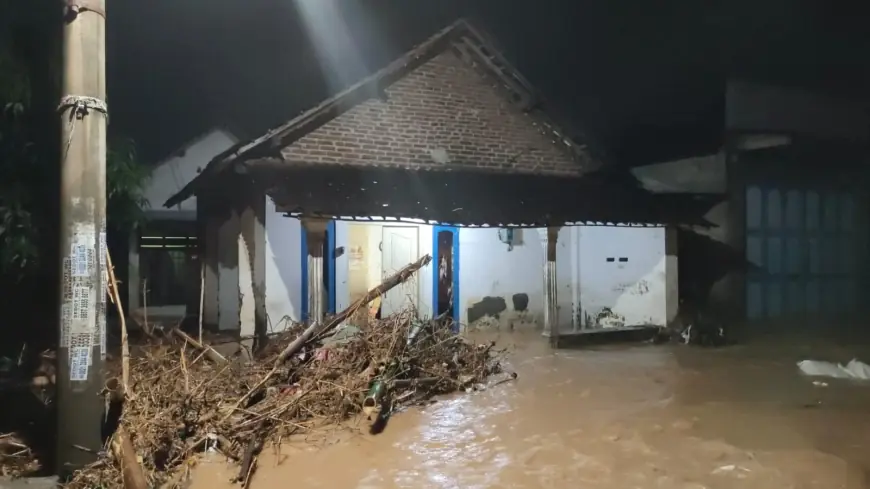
[107,137,152,234]
[0,40,151,281]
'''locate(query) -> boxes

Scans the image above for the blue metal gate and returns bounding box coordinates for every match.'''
[746,186,862,320]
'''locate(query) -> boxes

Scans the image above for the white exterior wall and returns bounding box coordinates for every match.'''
[578,227,668,328]
[457,227,576,333]
[264,199,303,331]
[257,217,669,334]
[458,226,669,332]
[143,128,238,214]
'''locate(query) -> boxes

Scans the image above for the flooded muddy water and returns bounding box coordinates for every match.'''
[191,331,870,489]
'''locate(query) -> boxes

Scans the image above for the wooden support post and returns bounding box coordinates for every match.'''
[665,225,679,325]
[301,217,328,322]
[199,210,220,329]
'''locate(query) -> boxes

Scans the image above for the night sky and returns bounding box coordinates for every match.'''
[106,0,870,166]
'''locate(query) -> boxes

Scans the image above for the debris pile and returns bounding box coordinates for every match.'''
[0,433,39,478]
[1,254,511,488]
[77,315,503,487]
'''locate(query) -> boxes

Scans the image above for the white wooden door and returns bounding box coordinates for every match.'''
[381,226,419,316]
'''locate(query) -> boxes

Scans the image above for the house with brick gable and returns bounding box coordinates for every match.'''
[163,19,715,347]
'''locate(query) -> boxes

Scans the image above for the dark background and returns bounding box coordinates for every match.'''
[108,0,870,167]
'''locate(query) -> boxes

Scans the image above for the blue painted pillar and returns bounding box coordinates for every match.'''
[432,226,461,333]
[300,218,336,322]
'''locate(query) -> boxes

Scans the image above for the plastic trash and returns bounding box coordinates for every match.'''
[797,359,870,380]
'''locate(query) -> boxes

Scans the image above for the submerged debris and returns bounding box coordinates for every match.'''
[1,255,511,488]
[62,311,505,488]
[0,432,39,478]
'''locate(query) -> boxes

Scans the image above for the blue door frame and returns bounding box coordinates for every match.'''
[432,226,461,332]
[303,222,457,329]
[300,220,337,321]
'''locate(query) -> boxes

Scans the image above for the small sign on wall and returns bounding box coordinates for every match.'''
[349,245,365,270]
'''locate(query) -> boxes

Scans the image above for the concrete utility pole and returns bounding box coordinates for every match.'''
[55,0,108,478]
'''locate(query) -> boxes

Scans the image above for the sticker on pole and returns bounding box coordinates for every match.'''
[72,285,91,321]
[99,232,106,267]
[70,225,96,278]
[71,244,91,278]
[69,346,90,381]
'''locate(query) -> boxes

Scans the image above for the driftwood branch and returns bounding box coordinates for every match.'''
[106,251,131,396]
[171,328,229,366]
[111,422,149,489]
[233,419,265,485]
[225,254,432,419]
[105,251,151,489]
[198,261,205,343]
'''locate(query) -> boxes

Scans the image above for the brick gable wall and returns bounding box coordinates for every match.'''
[281,50,583,175]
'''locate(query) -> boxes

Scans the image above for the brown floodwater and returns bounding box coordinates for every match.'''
[190,330,870,489]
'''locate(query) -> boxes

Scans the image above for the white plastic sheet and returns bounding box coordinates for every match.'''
[797,359,870,380]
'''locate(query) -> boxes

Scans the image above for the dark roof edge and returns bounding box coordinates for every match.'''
[164,18,594,208]
[164,20,470,208]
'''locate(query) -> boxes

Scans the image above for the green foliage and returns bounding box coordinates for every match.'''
[0,46,39,278]
[0,44,151,281]
[107,137,152,234]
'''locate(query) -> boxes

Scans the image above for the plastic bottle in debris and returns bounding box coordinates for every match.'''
[201,433,221,464]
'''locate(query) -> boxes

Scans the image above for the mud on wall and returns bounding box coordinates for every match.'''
[459,228,575,332]
[577,226,669,328]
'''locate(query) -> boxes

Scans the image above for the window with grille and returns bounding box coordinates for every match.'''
[138,220,198,308]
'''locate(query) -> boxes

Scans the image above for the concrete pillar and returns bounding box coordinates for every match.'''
[538,227,560,347]
[665,226,679,324]
[216,208,240,331]
[569,226,581,333]
[201,215,220,328]
[302,217,328,323]
[239,195,266,349]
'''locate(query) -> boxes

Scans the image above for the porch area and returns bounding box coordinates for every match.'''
[186,159,715,348]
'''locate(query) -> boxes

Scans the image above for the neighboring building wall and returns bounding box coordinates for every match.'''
[143,129,239,213]
[734,147,870,324]
[281,50,583,175]
[131,128,238,320]
[632,153,734,308]
[632,153,729,248]
[632,153,727,195]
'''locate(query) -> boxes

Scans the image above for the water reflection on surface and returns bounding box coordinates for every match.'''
[192,331,870,489]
